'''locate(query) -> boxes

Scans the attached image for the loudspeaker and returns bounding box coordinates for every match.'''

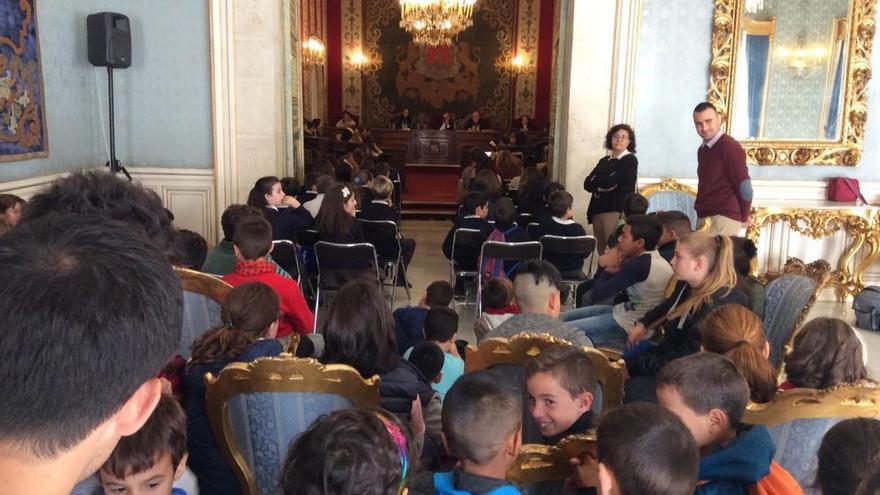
[87,12,131,69]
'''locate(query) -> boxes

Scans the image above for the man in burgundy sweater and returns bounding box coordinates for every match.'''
[692,102,752,236]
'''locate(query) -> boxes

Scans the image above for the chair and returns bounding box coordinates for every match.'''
[359,219,411,303]
[507,432,597,484]
[762,258,831,371]
[449,228,484,304]
[527,222,542,239]
[539,235,597,304]
[640,178,698,229]
[205,356,380,495]
[271,240,301,284]
[313,241,381,332]
[174,267,231,359]
[743,385,880,491]
[516,212,534,228]
[477,241,542,315]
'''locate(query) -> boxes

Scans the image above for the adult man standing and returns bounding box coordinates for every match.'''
[692,102,752,236]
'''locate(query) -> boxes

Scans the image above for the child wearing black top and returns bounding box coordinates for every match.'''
[538,191,588,278]
[442,191,493,271]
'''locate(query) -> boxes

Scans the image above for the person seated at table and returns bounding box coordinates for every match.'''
[393,108,413,130]
[517,115,536,131]
[439,111,455,130]
[462,110,488,131]
[335,110,356,130]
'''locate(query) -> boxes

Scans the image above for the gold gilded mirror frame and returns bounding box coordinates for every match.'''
[707,0,877,166]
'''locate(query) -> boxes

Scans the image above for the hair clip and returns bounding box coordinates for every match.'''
[342,186,351,198]
[376,413,409,491]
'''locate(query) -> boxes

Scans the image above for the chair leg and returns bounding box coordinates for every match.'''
[389,261,398,305]
[400,258,411,302]
[313,286,321,334]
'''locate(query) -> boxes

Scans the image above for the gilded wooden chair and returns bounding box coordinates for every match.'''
[744,385,880,492]
[174,267,231,359]
[205,355,380,495]
[506,431,597,484]
[640,178,698,229]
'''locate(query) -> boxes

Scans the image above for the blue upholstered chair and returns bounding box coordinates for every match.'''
[744,386,880,493]
[640,178,698,229]
[205,356,380,495]
[175,267,230,359]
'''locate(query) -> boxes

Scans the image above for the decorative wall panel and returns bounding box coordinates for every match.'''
[340,0,363,118]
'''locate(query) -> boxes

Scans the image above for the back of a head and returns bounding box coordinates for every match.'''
[543,182,564,202]
[524,347,597,398]
[315,174,336,194]
[657,210,693,238]
[320,279,398,378]
[424,306,459,343]
[657,353,750,426]
[425,280,454,307]
[785,317,867,389]
[280,177,301,197]
[622,193,649,217]
[281,408,411,495]
[100,394,187,481]
[473,169,501,198]
[303,172,322,191]
[482,277,514,309]
[408,341,445,380]
[625,214,662,251]
[372,175,394,200]
[513,260,562,313]
[0,214,182,458]
[443,370,522,465]
[316,183,355,238]
[220,204,263,242]
[730,236,758,277]
[549,190,574,218]
[598,403,699,495]
[520,167,546,201]
[817,418,880,495]
[233,217,273,260]
[494,197,516,229]
[173,229,208,271]
[463,191,489,215]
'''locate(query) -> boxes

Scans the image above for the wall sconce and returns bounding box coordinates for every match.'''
[778,44,825,78]
[497,52,532,76]
[302,36,326,66]
[345,48,382,75]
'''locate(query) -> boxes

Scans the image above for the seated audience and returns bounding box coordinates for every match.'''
[360,176,416,282]
[570,403,699,495]
[408,370,523,495]
[246,176,313,241]
[404,307,464,400]
[625,231,746,378]
[700,303,776,403]
[222,217,314,336]
[303,174,335,218]
[474,277,519,342]
[525,347,596,443]
[487,260,593,348]
[0,214,181,494]
[297,171,322,204]
[202,204,263,276]
[393,280,454,355]
[183,282,286,495]
[562,214,672,352]
[517,167,550,222]
[816,418,880,495]
[0,193,24,235]
[655,210,693,262]
[657,353,802,495]
[98,395,190,495]
[355,168,375,204]
[537,190,589,278]
[316,183,365,243]
[442,191,493,272]
[731,236,764,317]
[336,110,357,130]
[408,341,446,387]
[481,197,531,279]
[496,150,522,182]
[781,317,869,391]
[280,176,301,198]
[173,229,208,271]
[281,408,413,495]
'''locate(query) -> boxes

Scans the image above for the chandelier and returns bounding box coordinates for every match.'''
[744,0,765,14]
[302,36,326,66]
[400,0,478,47]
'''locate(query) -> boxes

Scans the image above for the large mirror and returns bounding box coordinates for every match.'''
[708,0,876,165]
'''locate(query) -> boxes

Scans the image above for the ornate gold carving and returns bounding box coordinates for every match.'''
[174,267,232,304]
[507,432,597,484]
[205,356,380,495]
[745,384,880,427]
[638,177,698,197]
[708,0,877,166]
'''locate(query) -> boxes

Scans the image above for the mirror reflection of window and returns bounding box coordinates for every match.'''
[821,18,848,140]
[732,17,775,139]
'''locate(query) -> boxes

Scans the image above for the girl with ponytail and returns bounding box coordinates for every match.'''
[626,231,749,378]
[700,303,776,403]
[247,175,313,240]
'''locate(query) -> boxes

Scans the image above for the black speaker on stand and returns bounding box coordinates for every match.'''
[87,12,132,179]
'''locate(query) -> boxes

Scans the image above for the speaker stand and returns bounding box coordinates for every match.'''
[104,66,131,180]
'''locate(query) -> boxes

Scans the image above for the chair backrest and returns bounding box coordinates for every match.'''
[205,356,380,495]
[314,241,380,289]
[358,219,401,262]
[516,212,533,227]
[539,235,596,257]
[480,241,543,265]
[175,267,230,359]
[451,228,484,271]
[744,385,880,491]
[175,266,232,305]
[527,222,542,239]
[640,178,698,229]
[295,229,320,249]
[507,432,597,484]
[271,240,300,280]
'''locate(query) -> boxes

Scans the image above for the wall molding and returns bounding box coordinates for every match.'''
[609,0,642,126]
[638,177,880,203]
[208,0,239,213]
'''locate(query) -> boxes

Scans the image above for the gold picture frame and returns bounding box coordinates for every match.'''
[707,0,877,166]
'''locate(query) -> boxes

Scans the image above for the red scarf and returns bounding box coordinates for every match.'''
[234,259,276,276]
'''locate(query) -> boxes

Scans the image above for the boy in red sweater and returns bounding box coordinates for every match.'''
[223,217,314,336]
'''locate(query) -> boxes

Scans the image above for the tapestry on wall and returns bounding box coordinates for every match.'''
[0,0,47,162]
[362,0,515,129]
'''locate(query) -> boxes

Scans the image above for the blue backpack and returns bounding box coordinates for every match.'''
[433,472,521,495]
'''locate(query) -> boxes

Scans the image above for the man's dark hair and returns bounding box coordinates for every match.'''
[173,229,208,270]
[514,259,563,292]
[408,342,445,381]
[443,370,522,464]
[22,170,177,260]
[494,197,516,229]
[0,214,182,457]
[603,124,637,153]
[625,214,662,251]
[482,277,513,309]
[100,394,187,480]
[220,204,263,242]
[424,306,459,343]
[622,193,649,217]
[549,190,574,218]
[657,353,750,426]
[425,280,454,307]
[233,217,273,260]
[693,101,718,114]
[280,177,301,197]
[598,403,698,495]
[462,191,489,216]
[656,210,692,239]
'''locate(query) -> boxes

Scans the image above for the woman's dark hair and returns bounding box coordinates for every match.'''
[189,282,279,366]
[785,317,867,389]
[472,169,502,199]
[320,279,399,377]
[543,181,565,201]
[730,236,758,277]
[0,193,24,213]
[247,176,280,210]
[281,408,412,495]
[817,418,880,495]
[519,167,546,201]
[316,183,356,239]
[604,123,636,153]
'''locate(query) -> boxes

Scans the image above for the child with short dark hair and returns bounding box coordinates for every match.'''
[203,204,264,276]
[621,192,648,221]
[443,191,493,271]
[538,190,589,278]
[655,210,693,262]
[474,277,519,342]
[482,197,531,279]
[657,353,802,495]
[222,217,314,337]
[525,347,596,443]
[173,229,208,271]
[408,341,445,384]
[99,395,190,495]
[282,408,413,495]
[394,280,455,355]
[405,307,464,399]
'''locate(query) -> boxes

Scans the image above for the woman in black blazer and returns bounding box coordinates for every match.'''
[584,124,638,254]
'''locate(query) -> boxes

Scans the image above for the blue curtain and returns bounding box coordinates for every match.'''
[746,34,770,138]
[825,42,846,139]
